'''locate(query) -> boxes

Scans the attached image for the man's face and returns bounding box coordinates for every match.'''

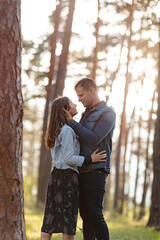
[75,86,93,108]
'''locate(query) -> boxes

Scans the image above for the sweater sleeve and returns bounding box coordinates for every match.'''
[60,127,84,167]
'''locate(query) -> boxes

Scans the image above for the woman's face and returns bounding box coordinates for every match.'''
[68,99,77,117]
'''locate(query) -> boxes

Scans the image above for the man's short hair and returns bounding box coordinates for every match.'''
[75,78,97,91]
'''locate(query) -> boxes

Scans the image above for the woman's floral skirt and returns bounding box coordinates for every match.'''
[41,167,79,235]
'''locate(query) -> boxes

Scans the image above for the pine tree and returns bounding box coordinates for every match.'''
[0,0,26,239]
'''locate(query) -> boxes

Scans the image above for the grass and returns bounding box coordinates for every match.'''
[108,212,160,240]
[24,198,160,240]
[24,200,83,240]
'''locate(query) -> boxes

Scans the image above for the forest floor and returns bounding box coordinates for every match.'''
[25,199,160,240]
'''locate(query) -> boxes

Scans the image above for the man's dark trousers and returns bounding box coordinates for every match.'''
[79,169,109,240]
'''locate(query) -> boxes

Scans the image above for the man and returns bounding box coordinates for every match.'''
[65,78,116,240]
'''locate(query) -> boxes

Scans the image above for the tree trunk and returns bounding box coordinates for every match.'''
[100,33,126,102]
[133,108,142,219]
[26,105,38,176]
[53,0,76,97]
[126,126,135,216]
[139,90,155,219]
[0,1,27,239]
[120,107,135,213]
[91,0,100,80]
[113,0,135,211]
[37,0,76,204]
[147,24,160,228]
[37,0,62,205]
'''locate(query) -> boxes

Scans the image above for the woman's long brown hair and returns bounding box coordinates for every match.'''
[45,96,70,150]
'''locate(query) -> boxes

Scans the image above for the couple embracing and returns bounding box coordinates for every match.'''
[40,78,116,240]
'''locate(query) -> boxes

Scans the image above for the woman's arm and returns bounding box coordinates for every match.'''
[61,127,106,167]
[61,127,84,167]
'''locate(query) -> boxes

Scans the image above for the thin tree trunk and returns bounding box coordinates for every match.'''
[114,0,135,211]
[133,108,142,219]
[139,90,156,219]
[120,107,135,213]
[100,33,126,102]
[126,126,135,216]
[37,0,76,204]
[37,0,62,205]
[53,0,76,97]
[147,24,160,228]
[0,1,26,239]
[26,105,40,176]
[92,0,100,80]
[125,84,140,216]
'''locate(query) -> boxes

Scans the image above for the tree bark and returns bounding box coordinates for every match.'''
[126,126,135,216]
[0,0,27,239]
[133,108,142,219]
[37,0,76,204]
[53,0,76,97]
[37,0,62,205]
[113,0,135,211]
[139,90,155,219]
[120,107,135,213]
[147,24,160,228]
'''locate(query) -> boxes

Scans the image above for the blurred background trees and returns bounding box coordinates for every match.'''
[22,0,160,228]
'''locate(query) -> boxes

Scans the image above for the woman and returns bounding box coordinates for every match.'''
[41,96,106,240]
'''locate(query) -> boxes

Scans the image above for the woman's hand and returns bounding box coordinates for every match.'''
[63,108,73,122]
[91,149,107,162]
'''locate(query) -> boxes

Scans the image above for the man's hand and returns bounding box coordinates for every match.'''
[91,149,107,162]
[63,108,73,122]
